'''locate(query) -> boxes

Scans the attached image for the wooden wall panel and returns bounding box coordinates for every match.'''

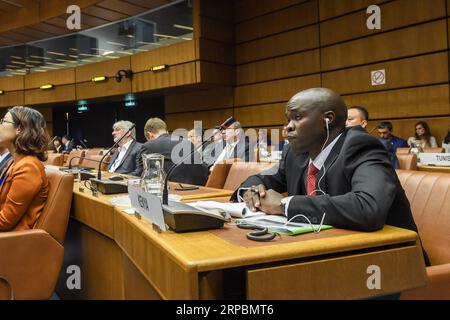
[321,20,448,71]
[234,103,287,127]
[343,85,450,120]
[197,16,234,43]
[320,0,446,46]
[131,41,196,73]
[236,25,319,64]
[196,0,234,22]
[25,85,76,105]
[0,91,24,107]
[165,108,234,131]
[76,57,131,82]
[322,52,449,95]
[237,49,320,85]
[234,74,321,106]
[196,62,234,86]
[132,63,197,93]
[235,0,307,22]
[318,0,390,21]
[76,80,132,100]
[165,87,233,113]
[236,0,318,43]
[195,39,234,65]
[0,75,23,91]
[194,0,234,42]
[25,68,75,89]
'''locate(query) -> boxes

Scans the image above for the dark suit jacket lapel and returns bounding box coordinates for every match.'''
[108,150,119,170]
[317,131,347,194]
[289,151,308,195]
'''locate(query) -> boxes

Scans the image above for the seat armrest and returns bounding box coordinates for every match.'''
[400,263,450,300]
[0,230,64,300]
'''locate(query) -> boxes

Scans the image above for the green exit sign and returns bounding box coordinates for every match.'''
[124,100,136,107]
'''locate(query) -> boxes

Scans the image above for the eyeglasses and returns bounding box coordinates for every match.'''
[0,118,14,125]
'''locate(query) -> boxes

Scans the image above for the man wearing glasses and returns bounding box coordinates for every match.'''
[210,120,254,171]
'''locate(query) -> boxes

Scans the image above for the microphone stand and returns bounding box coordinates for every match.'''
[97,124,135,180]
[162,116,236,205]
[89,124,135,194]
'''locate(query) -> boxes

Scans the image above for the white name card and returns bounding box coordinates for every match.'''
[128,185,166,231]
[419,153,450,166]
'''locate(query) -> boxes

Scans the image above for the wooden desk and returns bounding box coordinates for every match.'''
[56,182,233,299]
[57,184,427,300]
[417,164,450,173]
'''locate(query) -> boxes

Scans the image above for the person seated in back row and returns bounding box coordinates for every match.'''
[140,118,209,186]
[407,121,438,149]
[210,120,256,171]
[345,105,369,130]
[62,134,75,153]
[377,121,408,169]
[107,120,142,177]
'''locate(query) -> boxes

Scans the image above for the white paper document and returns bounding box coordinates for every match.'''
[237,215,332,235]
[189,201,265,218]
[108,195,132,207]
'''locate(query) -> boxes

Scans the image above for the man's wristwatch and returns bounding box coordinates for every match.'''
[280,197,289,214]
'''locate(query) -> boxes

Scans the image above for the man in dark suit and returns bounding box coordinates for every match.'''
[237,87,422,235]
[377,121,408,169]
[346,105,369,130]
[62,135,76,153]
[210,120,255,171]
[140,118,209,186]
[107,121,142,177]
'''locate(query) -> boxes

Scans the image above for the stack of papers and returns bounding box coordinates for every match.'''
[190,201,265,218]
[237,215,333,236]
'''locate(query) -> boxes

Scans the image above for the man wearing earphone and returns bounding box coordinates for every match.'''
[235,88,425,242]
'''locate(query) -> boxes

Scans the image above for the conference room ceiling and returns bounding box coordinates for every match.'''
[0,1,174,46]
[0,0,193,76]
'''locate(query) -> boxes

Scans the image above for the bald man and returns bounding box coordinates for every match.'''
[235,88,423,236]
[346,106,369,129]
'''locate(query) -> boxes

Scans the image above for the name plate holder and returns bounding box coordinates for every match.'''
[128,185,167,232]
[418,153,450,166]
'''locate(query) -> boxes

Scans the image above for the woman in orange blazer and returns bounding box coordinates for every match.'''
[0,106,50,231]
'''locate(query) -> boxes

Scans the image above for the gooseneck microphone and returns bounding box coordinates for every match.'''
[97,124,136,180]
[218,116,237,131]
[162,117,236,205]
[68,156,110,169]
[48,136,57,147]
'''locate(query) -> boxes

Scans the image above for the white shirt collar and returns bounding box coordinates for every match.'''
[309,133,342,170]
[119,139,133,152]
[0,151,10,162]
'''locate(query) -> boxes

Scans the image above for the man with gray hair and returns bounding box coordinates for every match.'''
[107,120,142,176]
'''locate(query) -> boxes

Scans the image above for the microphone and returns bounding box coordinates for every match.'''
[219,116,236,131]
[97,124,135,180]
[162,117,236,205]
[48,136,57,147]
[67,156,110,170]
[60,156,109,180]
[89,124,135,194]
[79,139,88,149]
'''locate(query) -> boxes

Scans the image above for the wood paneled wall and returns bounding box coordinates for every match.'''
[1,0,450,142]
[164,0,235,131]
[231,0,450,144]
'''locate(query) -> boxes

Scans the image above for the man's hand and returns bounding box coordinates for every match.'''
[259,189,284,214]
[243,184,266,212]
[243,185,284,215]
